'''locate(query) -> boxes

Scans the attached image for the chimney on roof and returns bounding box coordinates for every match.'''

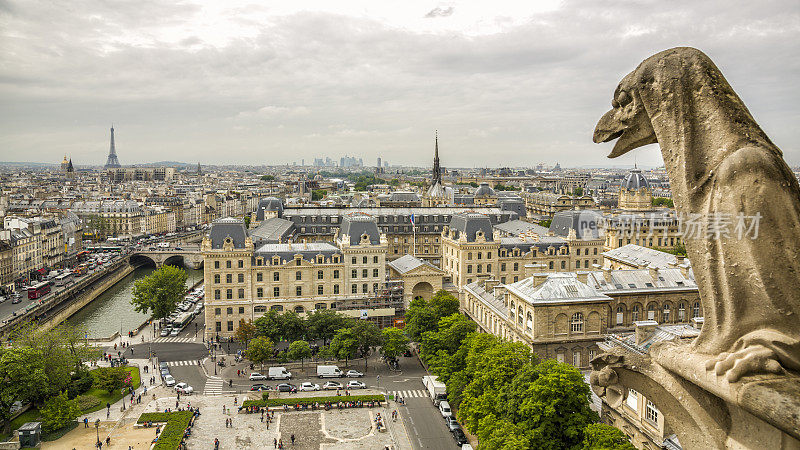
[484,278,499,292]
[576,271,589,284]
[648,265,659,281]
[634,320,658,346]
[602,266,613,283]
[692,316,704,330]
[532,273,549,287]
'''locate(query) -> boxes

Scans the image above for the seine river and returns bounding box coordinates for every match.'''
[67,265,203,338]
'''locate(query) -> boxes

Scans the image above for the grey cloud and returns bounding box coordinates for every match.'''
[425,7,454,18]
[0,0,797,167]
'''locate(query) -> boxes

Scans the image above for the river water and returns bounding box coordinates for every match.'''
[67,265,203,338]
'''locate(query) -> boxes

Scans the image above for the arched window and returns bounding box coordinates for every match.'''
[571,313,584,333]
[678,303,686,322]
[573,350,581,367]
[647,303,656,321]
[270,305,283,312]
[693,302,701,318]
[631,305,640,322]
[526,312,533,332]
[294,305,305,314]
[662,304,671,322]
[518,306,524,326]
[616,305,624,325]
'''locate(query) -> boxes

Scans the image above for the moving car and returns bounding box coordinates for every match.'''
[299,382,320,392]
[174,383,193,394]
[345,370,363,378]
[346,380,366,390]
[322,381,343,390]
[452,429,468,446]
[250,384,269,391]
[249,372,268,381]
[439,401,453,419]
[276,383,295,392]
[163,375,176,387]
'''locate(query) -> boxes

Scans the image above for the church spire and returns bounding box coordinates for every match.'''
[432,130,441,185]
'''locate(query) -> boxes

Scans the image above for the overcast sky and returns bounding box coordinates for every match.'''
[1,0,798,168]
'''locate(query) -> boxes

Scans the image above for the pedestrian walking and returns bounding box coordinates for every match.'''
[273,438,277,448]
[214,438,219,450]
[106,436,111,446]
[291,434,295,445]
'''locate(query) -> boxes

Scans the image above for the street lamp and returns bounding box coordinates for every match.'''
[95,419,100,447]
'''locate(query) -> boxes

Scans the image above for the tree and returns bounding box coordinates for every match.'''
[246,336,274,370]
[573,187,584,196]
[351,320,383,370]
[380,327,409,360]
[405,290,460,341]
[131,265,187,320]
[540,219,552,228]
[243,215,251,228]
[0,347,49,434]
[40,391,81,432]
[260,174,275,181]
[420,313,476,362]
[581,424,636,450]
[254,311,283,342]
[281,312,307,341]
[311,189,327,201]
[328,328,359,366]
[305,310,354,345]
[94,367,128,394]
[287,340,313,371]
[234,320,257,348]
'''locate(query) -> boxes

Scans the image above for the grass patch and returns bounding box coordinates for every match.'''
[242,394,385,409]
[138,411,194,450]
[0,409,42,441]
[83,366,141,413]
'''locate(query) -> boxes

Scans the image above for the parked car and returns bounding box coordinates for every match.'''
[347,380,366,390]
[170,328,180,337]
[249,372,268,381]
[276,383,296,392]
[160,328,171,337]
[163,375,176,387]
[174,382,193,394]
[12,297,21,304]
[439,401,453,419]
[322,381,343,390]
[452,428,468,446]
[159,362,169,371]
[445,416,461,432]
[160,368,170,377]
[299,382,320,392]
[345,370,364,378]
[250,384,270,391]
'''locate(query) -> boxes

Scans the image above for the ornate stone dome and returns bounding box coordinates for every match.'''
[474,182,496,197]
[621,169,650,191]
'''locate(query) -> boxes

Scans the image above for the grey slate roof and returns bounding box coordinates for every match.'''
[585,267,696,292]
[339,213,381,245]
[387,254,442,274]
[255,242,340,262]
[448,212,494,242]
[250,217,294,245]
[499,236,567,253]
[389,191,421,202]
[507,273,612,304]
[474,182,496,197]
[549,210,604,239]
[602,244,679,269]
[255,197,283,221]
[209,217,248,249]
[621,169,650,190]
[493,220,549,237]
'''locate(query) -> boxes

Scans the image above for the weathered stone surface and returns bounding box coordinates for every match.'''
[593,46,800,382]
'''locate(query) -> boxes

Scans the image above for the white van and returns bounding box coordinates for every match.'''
[316,365,343,378]
[157,242,170,248]
[268,366,292,380]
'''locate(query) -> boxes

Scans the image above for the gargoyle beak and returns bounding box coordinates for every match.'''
[593,108,630,158]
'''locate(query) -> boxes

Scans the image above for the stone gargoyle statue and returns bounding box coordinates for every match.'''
[593,47,800,383]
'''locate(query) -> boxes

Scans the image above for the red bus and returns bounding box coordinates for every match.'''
[28,281,53,299]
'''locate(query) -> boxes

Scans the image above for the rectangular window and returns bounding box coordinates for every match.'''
[352,284,358,294]
[256,272,263,282]
[334,285,340,294]
[238,273,244,283]
[238,288,244,299]
[352,269,357,278]
[214,274,220,284]
[626,389,638,410]
[317,270,323,280]
[646,400,659,424]
[214,307,221,315]
[352,257,357,264]
[373,256,378,263]
[214,290,221,300]
[296,286,302,296]
[373,268,379,277]
[226,260,231,269]
[215,321,221,332]
[238,307,244,314]
[318,285,323,295]
[362,283,368,293]
[363,256,368,264]
[573,351,581,367]
[257,287,263,298]
[362,269,368,278]
[226,274,232,283]
[333,270,339,279]
[226,289,232,299]
[513,262,519,271]
[238,260,244,268]
[227,321,233,331]
[273,287,280,297]
[501,263,506,271]
[214,261,220,269]
[274,272,280,281]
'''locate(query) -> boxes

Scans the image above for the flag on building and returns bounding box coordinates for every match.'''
[410,213,415,225]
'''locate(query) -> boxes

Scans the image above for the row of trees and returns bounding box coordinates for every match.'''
[239,310,410,370]
[412,290,633,450]
[0,323,99,433]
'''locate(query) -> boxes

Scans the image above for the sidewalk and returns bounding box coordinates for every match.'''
[79,358,165,423]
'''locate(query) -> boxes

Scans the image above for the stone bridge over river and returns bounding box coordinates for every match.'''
[129,244,203,269]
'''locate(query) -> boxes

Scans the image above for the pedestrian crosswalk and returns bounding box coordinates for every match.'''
[204,377,223,396]
[153,337,196,343]
[389,390,427,400]
[164,360,200,367]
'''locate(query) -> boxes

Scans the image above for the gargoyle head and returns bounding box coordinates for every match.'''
[593,70,657,158]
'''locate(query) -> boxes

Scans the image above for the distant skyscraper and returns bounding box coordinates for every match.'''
[104,126,121,168]
[377,156,382,168]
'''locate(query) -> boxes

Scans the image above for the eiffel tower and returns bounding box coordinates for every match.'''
[104,125,121,168]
